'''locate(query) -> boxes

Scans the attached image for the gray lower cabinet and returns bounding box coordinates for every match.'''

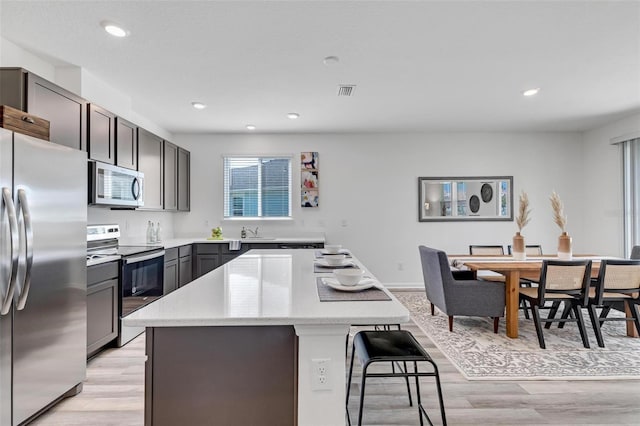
[87,261,119,358]
[164,248,179,294]
[178,245,192,287]
[193,244,221,279]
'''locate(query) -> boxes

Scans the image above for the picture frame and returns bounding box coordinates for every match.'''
[418,176,513,222]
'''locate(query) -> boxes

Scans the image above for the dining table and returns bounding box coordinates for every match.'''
[450,255,615,339]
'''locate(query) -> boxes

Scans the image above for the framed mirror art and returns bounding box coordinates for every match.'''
[418,176,513,222]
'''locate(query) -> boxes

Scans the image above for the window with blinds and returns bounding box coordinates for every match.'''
[223,156,292,218]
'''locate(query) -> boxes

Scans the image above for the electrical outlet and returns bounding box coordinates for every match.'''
[311,358,331,391]
[398,262,404,271]
[341,219,348,227]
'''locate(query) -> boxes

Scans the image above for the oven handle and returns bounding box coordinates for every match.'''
[124,250,165,264]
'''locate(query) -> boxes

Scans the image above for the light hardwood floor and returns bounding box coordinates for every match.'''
[32,322,640,426]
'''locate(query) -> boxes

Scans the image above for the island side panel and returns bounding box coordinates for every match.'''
[145,326,298,426]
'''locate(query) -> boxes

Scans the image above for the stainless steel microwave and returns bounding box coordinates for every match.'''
[89,161,144,207]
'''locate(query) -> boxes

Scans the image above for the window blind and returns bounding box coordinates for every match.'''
[223,156,292,218]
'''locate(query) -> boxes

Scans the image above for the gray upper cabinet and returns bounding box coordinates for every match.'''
[0,68,87,150]
[163,141,178,211]
[115,117,138,170]
[178,147,190,211]
[138,128,164,210]
[87,104,115,164]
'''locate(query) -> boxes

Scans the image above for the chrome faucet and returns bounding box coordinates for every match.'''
[246,227,259,238]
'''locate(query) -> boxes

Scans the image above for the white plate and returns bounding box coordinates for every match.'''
[323,278,378,292]
[321,249,350,255]
[315,260,356,268]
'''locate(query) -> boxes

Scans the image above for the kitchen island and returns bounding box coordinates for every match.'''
[124,249,409,426]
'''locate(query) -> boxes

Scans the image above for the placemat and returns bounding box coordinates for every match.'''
[314,263,358,273]
[316,278,391,302]
[315,249,352,258]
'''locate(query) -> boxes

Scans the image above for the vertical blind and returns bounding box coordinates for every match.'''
[223,156,292,218]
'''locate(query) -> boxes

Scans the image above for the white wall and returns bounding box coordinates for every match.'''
[88,207,175,244]
[581,112,640,256]
[173,132,585,284]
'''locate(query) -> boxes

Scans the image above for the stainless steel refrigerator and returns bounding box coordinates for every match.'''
[0,128,87,425]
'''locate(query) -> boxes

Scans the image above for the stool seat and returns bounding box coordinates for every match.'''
[354,330,431,363]
[347,330,447,426]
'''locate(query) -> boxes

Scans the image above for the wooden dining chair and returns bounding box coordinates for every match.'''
[519,260,592,349]
[586,259,640,347]
[507,245,543,256]
[469,245,505,255]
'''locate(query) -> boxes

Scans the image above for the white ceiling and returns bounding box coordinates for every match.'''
[1,0,639,134]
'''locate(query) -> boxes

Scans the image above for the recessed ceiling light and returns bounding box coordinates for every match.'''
[246,124,256,131]
[287,113,300,119]
[323,56,339,65]
[522,88,540,97]
[101,21,129,38]
[191,102,207,110]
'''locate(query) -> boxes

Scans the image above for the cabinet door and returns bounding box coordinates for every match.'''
[163,141,178,211]
[87,278,118,357]
[138,128,164,210]
[88,104,115,164]
[115,117,138,170]
[177,147,190,211]
[195,254,219,278]
[164,259,179,295]
[179,255,192,287]
[26,72,86,151]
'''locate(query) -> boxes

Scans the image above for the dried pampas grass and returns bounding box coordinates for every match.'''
[516,191,531,232]
[550,191,567,232]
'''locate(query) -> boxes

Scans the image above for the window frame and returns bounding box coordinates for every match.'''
[222,154,293,220]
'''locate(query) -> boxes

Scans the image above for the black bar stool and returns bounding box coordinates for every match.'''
[346,330,447,426]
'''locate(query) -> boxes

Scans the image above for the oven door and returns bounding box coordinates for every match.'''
[120,250,164,317]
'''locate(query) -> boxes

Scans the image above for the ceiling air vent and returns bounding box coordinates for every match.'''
[337,85,356,97]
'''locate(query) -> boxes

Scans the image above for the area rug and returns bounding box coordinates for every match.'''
[394,291,640,381]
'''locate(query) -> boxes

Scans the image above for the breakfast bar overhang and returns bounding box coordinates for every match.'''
[124,249,410,426]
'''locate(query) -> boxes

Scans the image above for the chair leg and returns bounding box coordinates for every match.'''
[493,317,499,334]
[557,302,572,329]
[627,301,640,337]
[521,299,530,319]
[531,304,546,349]
[413,362,424,426]
[545,301,561,329]
[573,304,590,349]
[402,361,413,407]
[588,304,605,348]
[599,305,612,325]
[431,303,435,316]
[346,342,356,413]
[357,366,368,426]
[448,316,453,332]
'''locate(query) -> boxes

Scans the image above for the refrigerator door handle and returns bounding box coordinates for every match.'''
[15,188,33,311]
[1,187,19,315]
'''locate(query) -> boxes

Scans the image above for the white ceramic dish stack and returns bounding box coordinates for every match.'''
[333,268,365,286]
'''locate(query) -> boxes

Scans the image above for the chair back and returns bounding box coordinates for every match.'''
[538,260,592,304]
[469,245,504,255]
[419,246,454,312]
[631,245,640,260]
[594,259,640,304]
[508,244,543,256]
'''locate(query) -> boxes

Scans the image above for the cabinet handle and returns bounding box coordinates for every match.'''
[21,116,35,124]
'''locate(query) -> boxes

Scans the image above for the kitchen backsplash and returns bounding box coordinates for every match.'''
[88,207,175,242]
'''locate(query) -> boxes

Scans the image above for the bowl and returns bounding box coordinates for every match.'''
[324,244,342,254]
[324,254,346,266]
[333,268,365,286]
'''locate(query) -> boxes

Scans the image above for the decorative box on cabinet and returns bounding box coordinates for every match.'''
[0,67,86,150]
[0,104,50,140]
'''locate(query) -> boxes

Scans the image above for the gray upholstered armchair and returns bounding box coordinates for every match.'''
[419,245,506,333]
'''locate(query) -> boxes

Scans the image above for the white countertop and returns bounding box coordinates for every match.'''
[124,249,409,327]
[122,236,325,250]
